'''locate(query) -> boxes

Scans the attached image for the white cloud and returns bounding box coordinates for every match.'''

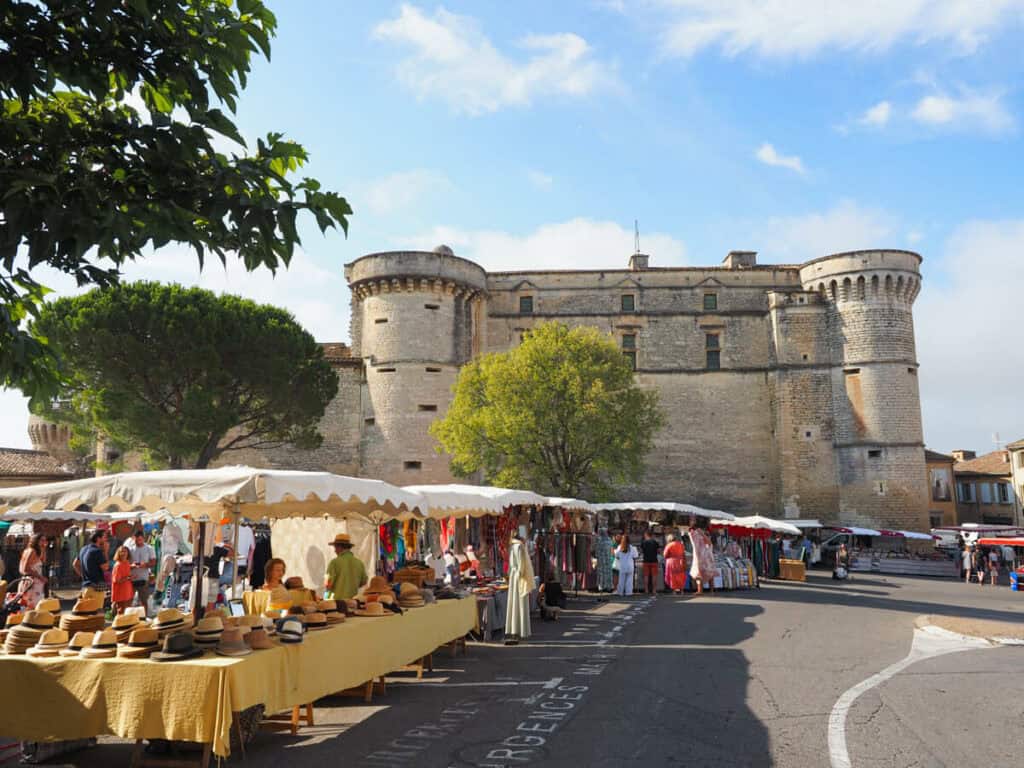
[526,169,554,188]
[400,218,687,272]
[361,169,452,215]
[911,88,1015,134]
[755,143,806,175]
[859,100,892,127]
[753,200,898,262]
[373,4,615,115]
[916,220,1024,451]
[658,0,1024,58]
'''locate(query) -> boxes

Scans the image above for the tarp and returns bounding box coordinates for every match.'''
[592,501,734,521]
[402,484,547,518]
[711,515,800,535]
[978,537,1024,547]
[0,466,426,522]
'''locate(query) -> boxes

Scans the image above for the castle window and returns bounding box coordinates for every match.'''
[404,461,422,471]
[378,368,396,373]
[418,404,438,412]
[621,334,636,370]
[908,367,916,375]
[844,368,860,375]
[424,303,440,310]
[426,367,441,373]
[868,449,882,459]
[802,353,809,361]
[929,512,942,529]
[364,417,375,425]
[705,333,719,350]
[703,293,718,311]
[805,431,812,438]
[621,294,635,312]
[519,296,534,314]
[375,317,388,324]
[705,333,721,370]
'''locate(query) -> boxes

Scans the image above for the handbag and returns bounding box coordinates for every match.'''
[835,566,848,579]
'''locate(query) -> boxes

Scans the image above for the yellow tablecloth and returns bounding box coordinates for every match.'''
[241,588,314,615]
[0,597,478,757]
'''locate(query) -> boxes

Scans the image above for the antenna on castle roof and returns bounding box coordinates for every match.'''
[634,219,640,255]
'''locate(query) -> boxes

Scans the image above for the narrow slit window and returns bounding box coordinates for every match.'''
[706,350,721,370]
[377,367,396,373]
[425,367,441,373]
[705,333,720,350]
[868,449,882,458]
[418,404,438,412]
[404,461,422,471]
[623,350,637,370]
[424,303,440,310]
[374,317,388,324]
[364,417,375,425]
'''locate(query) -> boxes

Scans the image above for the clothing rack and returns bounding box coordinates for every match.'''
[533,531,594,598]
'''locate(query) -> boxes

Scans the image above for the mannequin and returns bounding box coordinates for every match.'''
[504,534,535,644]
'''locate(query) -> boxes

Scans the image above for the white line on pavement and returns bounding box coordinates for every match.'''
[828,626,991,768]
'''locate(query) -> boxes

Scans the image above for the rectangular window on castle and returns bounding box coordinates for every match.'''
[621,294,635,312]
[705,333,721,370]
[621,334,637,370]
[623,351,636,370]
[705,333,719,350]
[364,417,375,426]
[374,317,388,324]
[404,461,422,471]
[519,296,533,314]
[703,293,718,311]
[868,449,882,459]
[418,404,438,412]
[424,303,440,311]
[425,367,441,373]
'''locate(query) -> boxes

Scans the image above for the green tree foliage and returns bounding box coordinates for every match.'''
[1,1,352,402]
[430,322,664,499]
[33,282,339,469]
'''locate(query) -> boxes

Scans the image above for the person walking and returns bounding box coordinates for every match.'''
[663,533,687,594]
[111,546,134,615]
[595,528,614,592]
[971,545,985,585]
[126,530,157,616]
[614,535,635,596]
[962,544,973,584]
[988,547,1001,586]
[324,533,367,600]
[18,534,48,609]
[640,530,660,595]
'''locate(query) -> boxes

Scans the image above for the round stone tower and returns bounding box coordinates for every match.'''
[27,413,75,463]
[799,249,929,529]
[344,246,487,484]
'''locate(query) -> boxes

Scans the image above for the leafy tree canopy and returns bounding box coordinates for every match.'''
[1,0,352,402]
[33,282,339,469]
[430,322,664,499]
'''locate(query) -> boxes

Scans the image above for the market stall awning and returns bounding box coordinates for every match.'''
[787,519,823,529]
[712,515,800,535]
[1,509,115,522]
[402,483,547,518]
[546,497,593,513]
[879,529,937,540]
[978,537,1024,547]
[591,502,734,521]
[832,526,883,537]
[0,466,426,522]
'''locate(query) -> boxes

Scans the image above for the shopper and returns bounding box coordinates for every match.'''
[126,530,157,615]
[833,543,850,581]
[962,544,973,584]
[614,535,635,596]
[324,533,367,600]
[75,530,110,603]
[261,558,287,592]
[111,546,134,615]
[988,548,1001,586]
[640,530,660,595]
[18,534,48,609]
[595,528,614,592]
[973,546,985,585]
[663,533,687,594]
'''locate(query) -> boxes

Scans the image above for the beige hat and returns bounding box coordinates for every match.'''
[364,576,391,595]
[152,608,188,635]
[215,627,252,657]
[302,612,328,630]
[329,533,353,547]
[79,629,119,659]
[26,628,70,658]
[354,602,392,618]
[118,627,161,659]
[35,598,61,615]
[192,616,224,646]
[246,627,273,650]
[60,631,96,657]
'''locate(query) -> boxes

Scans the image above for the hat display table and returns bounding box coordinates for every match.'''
[0,597,479,759]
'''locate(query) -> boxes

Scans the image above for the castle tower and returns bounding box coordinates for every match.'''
[27,413,75,464]
[344,246,487,484]
[799,250,929,529]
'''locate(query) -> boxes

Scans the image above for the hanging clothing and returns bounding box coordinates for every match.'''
[663,540,687,591]
[249,535,272,589]
[505,539,534,640]
[595,532,614,591]
[614,546,635,596]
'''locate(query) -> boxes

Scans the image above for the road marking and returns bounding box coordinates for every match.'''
[828,626,991,768]
[390,677,565,689]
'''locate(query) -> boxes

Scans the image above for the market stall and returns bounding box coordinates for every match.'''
[821,526,953,577]
[710,516,799,582]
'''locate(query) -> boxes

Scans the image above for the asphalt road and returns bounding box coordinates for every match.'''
[56,572,1024,767]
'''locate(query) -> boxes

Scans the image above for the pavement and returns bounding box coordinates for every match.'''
[16,572,1024,767]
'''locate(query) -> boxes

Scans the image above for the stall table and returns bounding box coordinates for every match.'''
[778,558,806,582]
[0,598,478,758]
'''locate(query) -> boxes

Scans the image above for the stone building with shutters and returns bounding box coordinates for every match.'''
[228,245,931,531]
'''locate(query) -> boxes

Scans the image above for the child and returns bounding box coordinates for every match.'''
[111,546,134,615]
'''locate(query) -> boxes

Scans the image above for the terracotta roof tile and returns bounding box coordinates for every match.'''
[0,448,74,478]
[954,450,1012,477]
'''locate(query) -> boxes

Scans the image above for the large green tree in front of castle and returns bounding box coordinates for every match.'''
[33,282,338,469]
[430,322,664,499]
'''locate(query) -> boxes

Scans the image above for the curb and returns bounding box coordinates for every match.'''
[915,614,1024,647]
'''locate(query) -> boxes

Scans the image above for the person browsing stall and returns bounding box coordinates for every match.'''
[324,533,367,600]
[126,530,156,615]
[640,530,660,595]
[75,530,110,601]
[261,557,287,592]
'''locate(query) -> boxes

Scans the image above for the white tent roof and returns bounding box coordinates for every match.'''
[712,515,801,535]
[787,519,823,529]
[1,509,115,523]
[592,501,734,521]
[546,497,593,513]
[0,466,425,522]
[831,525,883,537]
[402,484,547,518]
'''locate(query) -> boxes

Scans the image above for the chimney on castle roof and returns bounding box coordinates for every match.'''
[723,250,757,269]
[629,252,650,271]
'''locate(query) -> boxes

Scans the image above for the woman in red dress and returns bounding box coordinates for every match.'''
[663,533,687,593]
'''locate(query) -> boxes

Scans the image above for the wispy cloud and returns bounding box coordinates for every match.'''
[755,143,806,175]
[752,200,897,262]
[859,100,892,127]
[373,4,616,115]
[361,169,452,215]
[911,88,1015,134]
[657,0,1023,59]
[526,169,554,188]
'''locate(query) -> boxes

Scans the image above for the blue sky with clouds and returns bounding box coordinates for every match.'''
[2,1,1023,455]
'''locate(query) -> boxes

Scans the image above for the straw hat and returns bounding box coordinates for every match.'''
[215,627,252,657]
[278,618,304,644]
[317,600,345,624]
[4,611,55,654]
[302,612,328,631]
[79,629,119,659]
[151,631,204,662]
[35,598,61,616]
[19,610,55,631]
[260,616,277,636]
[60,597,105,633]
[5,613,23,628]
[124,606,147,620]
[192,616,224,647]
[364,576,391,595]
[60,631,96,657]
[25,628,69,658]
[70,597,102,616]
[111,613,147,643]
[151,608,188,635]
[118,627,161,659]
[238,614,263,629]
[398,582,425,608]
[329,533,353,547]
[245,627,272,650]
[354,602,392,618]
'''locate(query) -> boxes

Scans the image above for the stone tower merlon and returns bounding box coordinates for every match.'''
[344,248,488,485]
[27,413,75,463]
[799,249,928,528]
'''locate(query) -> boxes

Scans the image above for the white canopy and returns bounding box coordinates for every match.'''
[712,515,801,535]
[0,466,426,522]
[787,519,823,529]
[546,497,593,513]
[1,509,115,523]
[402,484,547,518]
[832,526,883,537]
[592,501,734,521]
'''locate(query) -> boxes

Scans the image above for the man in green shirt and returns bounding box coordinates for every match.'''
[324,533,367,600]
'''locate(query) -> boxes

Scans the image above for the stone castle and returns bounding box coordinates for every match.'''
[224,245,930,530]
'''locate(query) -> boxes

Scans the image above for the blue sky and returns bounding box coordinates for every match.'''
[2,0,1023,455]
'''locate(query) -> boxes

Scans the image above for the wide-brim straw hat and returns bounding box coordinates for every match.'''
[79,629,119,659]
[60,631,96,657]
[35,598,61,615]
[364,576,391,595]
[246,627,273,650]
[26,628,70,658]
[329,533,353,547]
[152,608,189,634]
[118,627,161,658]
[354,602,393,618]
[19,610,55,631]
[302,612,328,631]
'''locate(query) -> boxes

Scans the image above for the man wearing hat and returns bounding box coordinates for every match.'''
[324,534,367,601]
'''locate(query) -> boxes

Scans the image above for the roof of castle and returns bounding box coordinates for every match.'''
[0,447,74,480]
[319,342,360,367]
[924,448,954,463]
[953,450,1012,477]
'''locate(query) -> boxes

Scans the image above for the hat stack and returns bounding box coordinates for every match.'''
[151,608,189,637]
[192,616,224,649]
[79,629,119,659]
[302,612,328,631]
[278,617,304,644]
[364,576,392,596]
[111,613,147,644]
[317,600,345,625]
[398,582,425,609]
[354,601,391,618]
[246,626,273,650]
[60,598,105,634]
[215,627,252,657]
[0,612,22,644]
[60,631,96,657]
[118,627,161,659]
[4,610,55,654]
[25,628,69,658]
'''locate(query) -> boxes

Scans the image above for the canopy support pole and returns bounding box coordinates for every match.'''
[230,504,241,600]
[192,520,206,622]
